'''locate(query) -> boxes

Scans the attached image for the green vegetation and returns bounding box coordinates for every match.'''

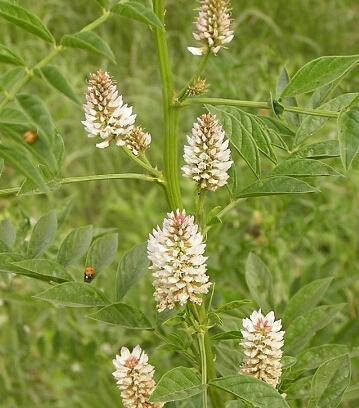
[0,1,358,407]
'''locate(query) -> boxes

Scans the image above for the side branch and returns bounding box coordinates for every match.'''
[180,97,340,118]
[0,173,158,197]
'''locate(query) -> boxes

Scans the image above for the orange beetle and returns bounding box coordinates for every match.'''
[23,131,38,145]
[84,266,96,283]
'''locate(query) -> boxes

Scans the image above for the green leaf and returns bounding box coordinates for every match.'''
[283,277,333,326]
[211,330,243,341]
[207,105,262,177]
[215,299,252,315]
[286,376,312,400]
[112,1,164,30]
[61,31,116,63]
[0,157,3,176]
[0,44,25,65]
[282,356,297,370]
[35,282,109,307]
[0,144,48,192]
[276,67,300,127]
[338,109,359,170]
[27,210,57,258]
[296,93,359,145]
[116,243,149,300]
[57,225,93,267]
[0,107,29,125]
[0,219,16,248]
[0,66,23,90]
[272,159,340,178]
[39,65,80,105]
[0,1,54,43]
[17,94,55,144]
[308,354,351,408]
[293,344,349,375]
[86,233,118,274]
[210,375,290,408]
[245,253,273,311]
[237,176,317,198]
[150,367,203,403]
[12,259,73,283]
[281,55,359,97]
[94,0,108,7]
[298,140,340,159]
[88,302,152,329]
[285,304,346,353]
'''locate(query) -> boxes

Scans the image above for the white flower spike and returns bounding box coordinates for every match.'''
[188,0,234,56]
[112,345,163,408]
[147,209,211,312]
[82,69,136,149]
[182,113,233,191]
[241,309,285,388]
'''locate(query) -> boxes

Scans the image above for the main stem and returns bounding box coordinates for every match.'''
[153,0,183,210]
[199,331,208,408]
[154,2,222,407]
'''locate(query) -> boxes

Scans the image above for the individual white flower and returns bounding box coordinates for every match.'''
[112,345,163,408]
[147,209,211,312]
[118,126,152,156]
[188,0,234,56]
[82,69,136,149]
[182,113,233,191]
[241,309,285,388]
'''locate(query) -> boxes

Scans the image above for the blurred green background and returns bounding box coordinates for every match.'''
[0,0,358,406]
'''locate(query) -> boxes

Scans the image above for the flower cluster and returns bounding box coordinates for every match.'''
[147,209,211,312]
[112,346,163,408]
[241,309,285,388]
[188,0,234,56]
[182,113,233,191]
[82,69,152,155]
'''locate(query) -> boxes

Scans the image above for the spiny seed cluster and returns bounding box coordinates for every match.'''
[112,346,163,408]
[188,0,234,56]
[82,69,136,149]
[147,209,211,312]
[182,113,233,191]
[118,126,151,156]
[241,309,285,388]
[187,78,209,97]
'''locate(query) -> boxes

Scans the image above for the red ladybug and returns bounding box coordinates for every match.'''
[84,266,96,283]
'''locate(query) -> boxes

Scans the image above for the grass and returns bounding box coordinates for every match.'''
[0,0,359,406]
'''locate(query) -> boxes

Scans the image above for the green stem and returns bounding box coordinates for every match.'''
[0,173,158,197]
[122,147,162,178]
[0,46,64,111]
[80,10,111,32]
[181,97,340,118]
[199,331,208,408]
[153,0,183,210]
[177,53,210,102]
[0,8,111,111]
[196,188,206,230]
[61,173,158,184]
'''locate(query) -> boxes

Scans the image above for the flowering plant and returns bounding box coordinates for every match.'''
[0,1,357,407]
